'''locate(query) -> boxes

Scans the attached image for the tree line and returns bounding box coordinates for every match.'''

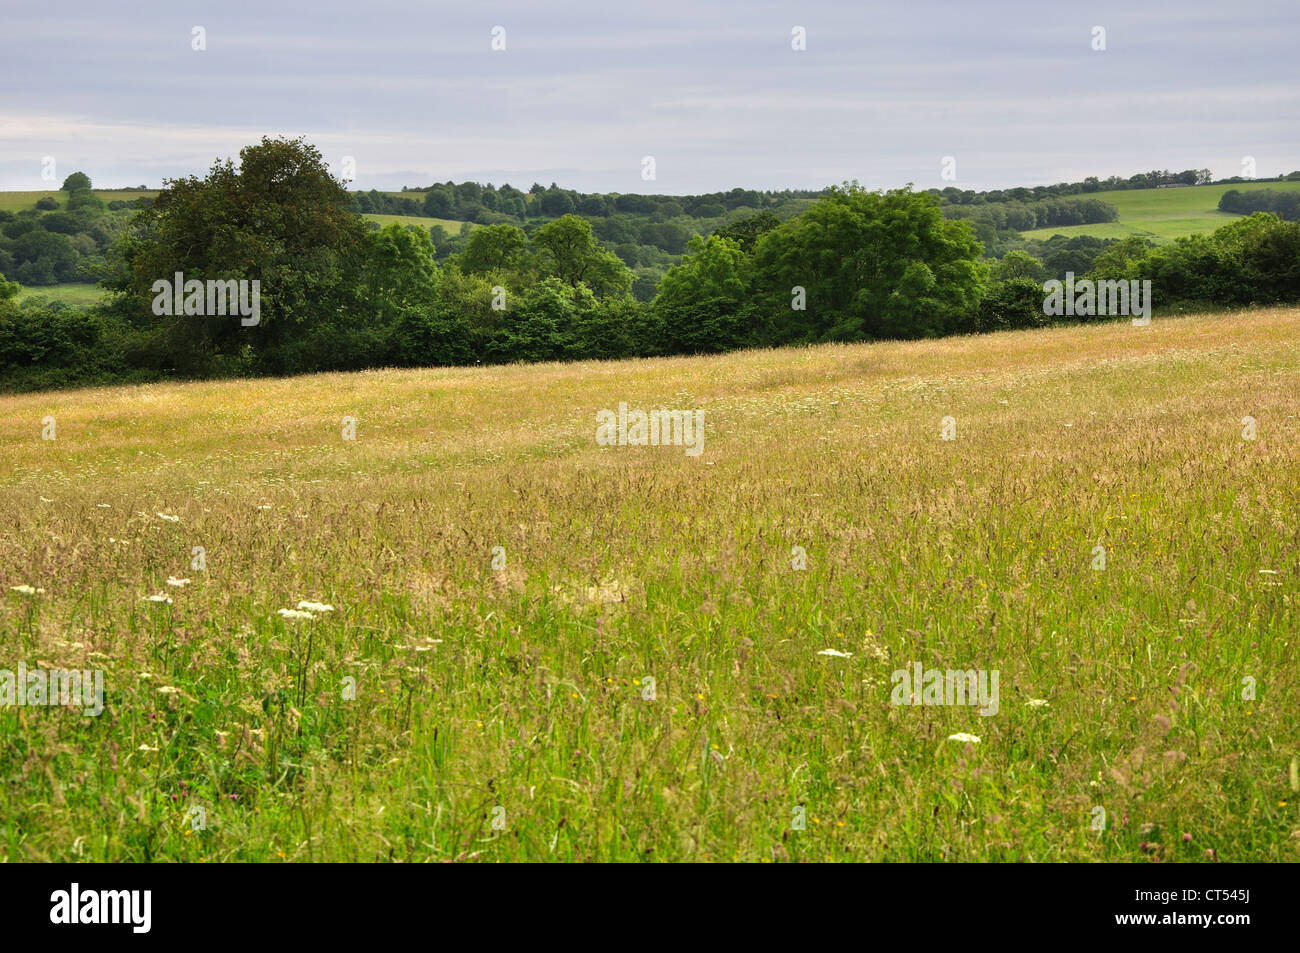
[3,137,1300,393]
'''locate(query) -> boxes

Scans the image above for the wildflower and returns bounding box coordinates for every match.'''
[142,594,173,604]
[156,512,180,522]
[9,584,45,595]
[296,601,334,613]
[947,732,981,744]
[817,648,852,658]
[166,577,191,587]
[1026,698,1050,708]
[277,608,315,621]
[156,686,182,695]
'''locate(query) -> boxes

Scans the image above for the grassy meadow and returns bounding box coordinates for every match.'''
[1020,180,1300,242]
[0,189,158,213]
[0,307,1297,861]
[0,190,463,234]
[360,212,467,233]
[13,283,106,307]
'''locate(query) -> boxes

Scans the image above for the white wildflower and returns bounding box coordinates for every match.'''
[278,608,316,621]
[947,732,981,744]
[296,601,334,613]
[10,584,45,595]
[166,577,191,587]
[156,512,180,522]
[142,594,173,604]
[816,648,853,658]
[1026,698,1050,708]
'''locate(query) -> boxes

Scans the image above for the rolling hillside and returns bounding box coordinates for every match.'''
[2,307,1296,861]
[1020,180,1300,242]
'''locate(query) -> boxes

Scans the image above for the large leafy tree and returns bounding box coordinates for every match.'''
[750,184,987,342]
[652,234,753,353]
[531,214,632,298]
[712,211,780,253]
[107,136,368,373]
[456,223,532,278]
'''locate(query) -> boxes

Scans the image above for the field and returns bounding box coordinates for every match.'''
[1,306,1297,862]
[361,212,467,233]
[0,190,158,213]
[1020,180,1300,243]
[0,191,462,235]
[13,283,105,307]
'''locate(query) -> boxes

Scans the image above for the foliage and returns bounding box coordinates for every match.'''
[749,185,987,343]
[7,145,1300,393]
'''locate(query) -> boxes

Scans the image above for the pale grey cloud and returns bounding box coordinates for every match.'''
[1,0,1295,193]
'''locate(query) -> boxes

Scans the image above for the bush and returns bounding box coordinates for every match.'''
[975,278,1048,332]
[0,304,133,391]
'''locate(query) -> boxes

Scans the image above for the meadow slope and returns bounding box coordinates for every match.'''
[1020,180,1300,242]
[1,308,1297,861]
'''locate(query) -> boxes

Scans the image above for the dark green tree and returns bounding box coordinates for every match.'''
[531,215,632,298]
[750,184,987,343]
[108,136,368,373]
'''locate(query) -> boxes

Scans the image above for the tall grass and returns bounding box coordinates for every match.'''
[0,308,1296,861]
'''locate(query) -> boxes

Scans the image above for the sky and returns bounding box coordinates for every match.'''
[1,0,1297,195]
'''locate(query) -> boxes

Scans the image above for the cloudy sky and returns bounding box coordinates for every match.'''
[2,0,1296,194]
